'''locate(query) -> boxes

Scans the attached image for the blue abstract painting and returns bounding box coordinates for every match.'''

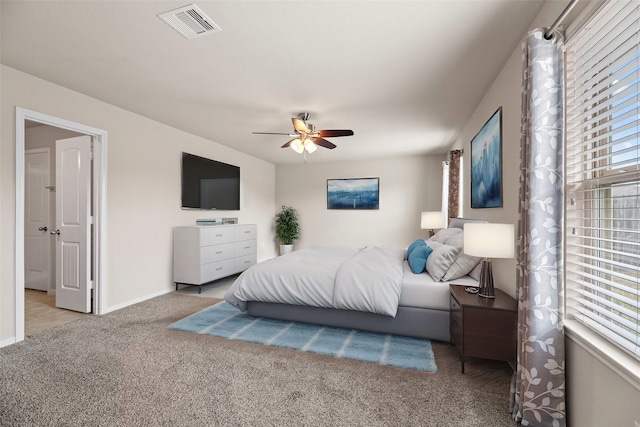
[471,107,503,208]
[327,178,379,210]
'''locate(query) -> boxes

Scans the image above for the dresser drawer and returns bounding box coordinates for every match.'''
[201,243,235,263]
[235,254,257,272]
[235,224,257,241]
[201,259,235,283]
[200,226,235,246]
[464,307,517,361]
[173,224,257,288]
[235,240,256,257]
[450,316,463,347]
[450,294,462,326]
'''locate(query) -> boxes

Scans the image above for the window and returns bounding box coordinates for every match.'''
[458,156,464,218]
[565,0,639,358]
[441,160,450,218]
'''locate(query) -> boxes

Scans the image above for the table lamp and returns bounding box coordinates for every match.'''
[463,223,515,298]
[421,211,447,237]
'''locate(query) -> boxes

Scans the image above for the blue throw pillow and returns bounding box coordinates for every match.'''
[407,239,426,258]
[408,245,433,274]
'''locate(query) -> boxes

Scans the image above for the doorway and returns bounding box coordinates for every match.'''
[24,126,89,335]
[14,107,108,343]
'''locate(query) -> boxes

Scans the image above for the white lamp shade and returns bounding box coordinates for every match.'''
[290,138,304,154]
[304,139,317,153]
[463,223,514,258]
[421,211,447,230]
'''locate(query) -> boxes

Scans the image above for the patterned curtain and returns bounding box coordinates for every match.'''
[511,28,566,427]
[447,150,462,220]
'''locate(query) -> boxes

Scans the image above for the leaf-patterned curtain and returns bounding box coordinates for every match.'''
[511,28,566,427]
[447,150,462,220]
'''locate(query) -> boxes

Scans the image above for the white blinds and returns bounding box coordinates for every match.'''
[565,0,639,358]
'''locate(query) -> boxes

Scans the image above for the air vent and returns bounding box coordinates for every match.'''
[158,4,221,39]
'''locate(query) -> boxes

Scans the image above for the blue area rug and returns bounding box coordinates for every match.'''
[168,301,437,372]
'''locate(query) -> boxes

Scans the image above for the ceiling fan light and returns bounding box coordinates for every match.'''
[290,138,304,153]
[304,139,317,153]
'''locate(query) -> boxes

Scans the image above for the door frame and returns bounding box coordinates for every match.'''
[14,107,108,342]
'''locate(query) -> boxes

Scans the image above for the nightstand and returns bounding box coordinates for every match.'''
[449,284,517,373]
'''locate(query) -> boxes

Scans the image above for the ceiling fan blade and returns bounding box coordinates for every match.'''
[317,129,354,138]
[292,118,311,134]
[253,132,293,135]
[281,138,297,148]
[312,137,337,149]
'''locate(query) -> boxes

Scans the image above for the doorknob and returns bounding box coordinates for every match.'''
[50,229,61,236]
[38,226,48,232]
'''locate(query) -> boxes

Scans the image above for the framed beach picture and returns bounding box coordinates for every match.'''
[327,178,379,210]
[471,107,503,209]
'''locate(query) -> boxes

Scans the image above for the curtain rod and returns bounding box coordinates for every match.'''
[545,0,579,39]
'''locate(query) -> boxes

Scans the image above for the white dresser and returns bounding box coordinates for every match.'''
[173,224,257,293]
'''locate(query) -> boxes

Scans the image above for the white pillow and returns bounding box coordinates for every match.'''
[442,233,483,281]
[426,228,463,245]
[468,261,483,281]
[425,241,462,281]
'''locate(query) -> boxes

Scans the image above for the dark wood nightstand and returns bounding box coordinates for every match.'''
[449,284,517,373]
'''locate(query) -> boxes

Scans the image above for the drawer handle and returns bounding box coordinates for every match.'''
[244,260,250,264]
[244,231,250,233]
[216,234,223,237]
[216,251,223,254]
[216,267,223,271]
[244,246,250,249]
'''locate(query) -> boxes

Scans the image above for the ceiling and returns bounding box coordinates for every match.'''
[1,1,552,165]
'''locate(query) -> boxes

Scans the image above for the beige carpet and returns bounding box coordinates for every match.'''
[0,293,515,426]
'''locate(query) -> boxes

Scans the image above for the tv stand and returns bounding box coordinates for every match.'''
[173,224,257,293]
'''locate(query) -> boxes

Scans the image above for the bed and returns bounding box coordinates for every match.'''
[224,218,485,342]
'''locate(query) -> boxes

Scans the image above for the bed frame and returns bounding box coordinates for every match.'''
[244,219,487,343]
[247,302,451,342]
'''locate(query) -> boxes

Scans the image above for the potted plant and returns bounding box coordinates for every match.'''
[274,205,300,255]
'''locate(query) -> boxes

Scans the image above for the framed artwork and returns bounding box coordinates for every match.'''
[327,178,379,210]
[471,107,503,209]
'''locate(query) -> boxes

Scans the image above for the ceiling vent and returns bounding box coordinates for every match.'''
[158,4,221,39]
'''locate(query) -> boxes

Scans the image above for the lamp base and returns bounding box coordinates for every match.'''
[478,259,495,298]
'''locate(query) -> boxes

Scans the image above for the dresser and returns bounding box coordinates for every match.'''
[173,224,257,293]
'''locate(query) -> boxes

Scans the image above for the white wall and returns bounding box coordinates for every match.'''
[448,2,640,426]
[1,65,276,343]
[276,155,445,250]
[447,45,522,297]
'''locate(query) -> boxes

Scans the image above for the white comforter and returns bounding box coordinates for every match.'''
[224,245,405,317]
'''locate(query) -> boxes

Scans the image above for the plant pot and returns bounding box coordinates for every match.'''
[279,244,293,256]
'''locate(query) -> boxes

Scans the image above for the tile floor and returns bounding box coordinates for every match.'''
[24,289,89,336]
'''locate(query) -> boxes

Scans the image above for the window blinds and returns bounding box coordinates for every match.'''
[565,0,639,358]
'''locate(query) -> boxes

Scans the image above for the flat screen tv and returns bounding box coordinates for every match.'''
[181,152,240,210]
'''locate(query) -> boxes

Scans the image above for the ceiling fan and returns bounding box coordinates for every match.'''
[253,113,354,154]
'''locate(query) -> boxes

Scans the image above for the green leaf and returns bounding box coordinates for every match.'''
[274,205,300,245]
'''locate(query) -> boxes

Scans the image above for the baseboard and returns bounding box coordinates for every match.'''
[0,337,17,348]
[102,287,175,315]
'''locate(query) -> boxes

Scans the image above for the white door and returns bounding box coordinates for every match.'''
[54,136,92,313]
[24,149,51,291]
